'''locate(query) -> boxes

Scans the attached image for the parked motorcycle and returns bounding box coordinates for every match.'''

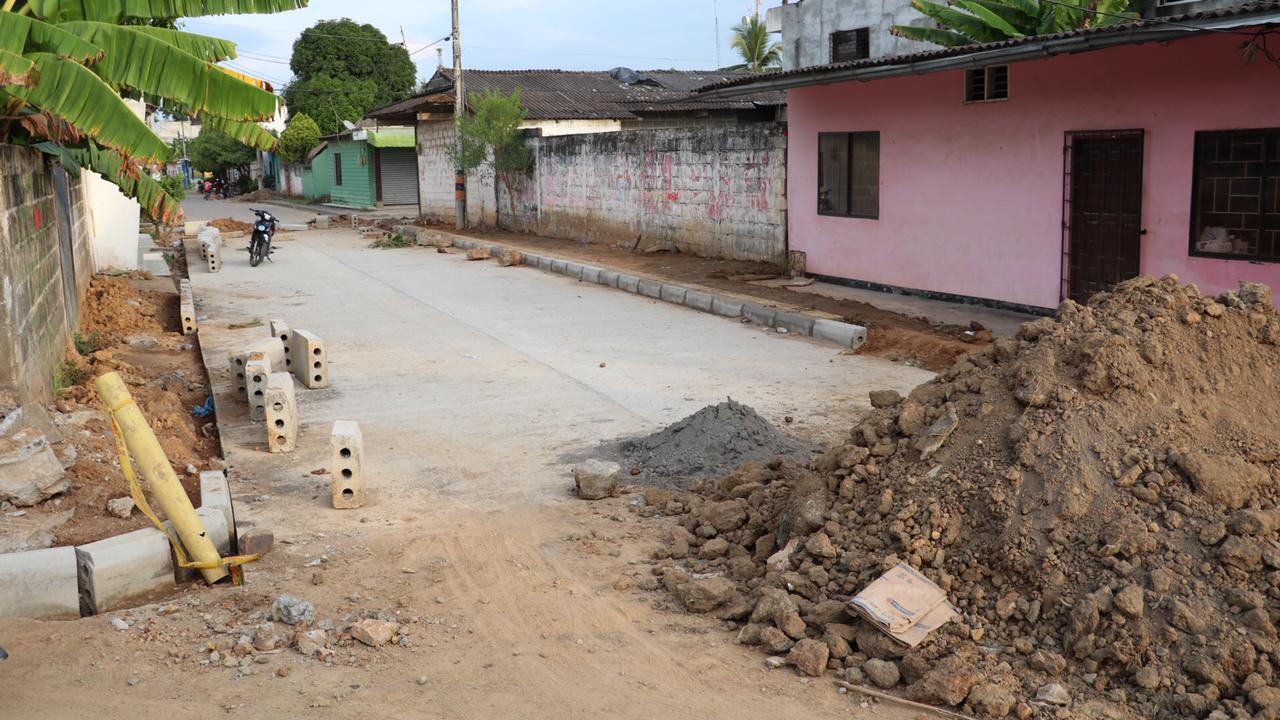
[202,177,225,200]
[248,208,278,267]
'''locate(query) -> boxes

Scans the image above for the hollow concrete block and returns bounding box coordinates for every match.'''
[264,373,298,454]
[290,329,329,389]
[0,546,79,619]
[206,241,222,273]
[330,421,364,510]
[269,319,293,371]
[76,527,174,615]
[244,355,270,422]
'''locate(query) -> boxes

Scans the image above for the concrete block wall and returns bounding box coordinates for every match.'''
[417,123,785,263]
[0,146,94,404]
[509,125,788,264]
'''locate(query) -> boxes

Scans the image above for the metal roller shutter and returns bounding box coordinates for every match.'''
[379,148,418,206]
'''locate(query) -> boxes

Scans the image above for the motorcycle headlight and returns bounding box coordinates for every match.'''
[256,223,268,232]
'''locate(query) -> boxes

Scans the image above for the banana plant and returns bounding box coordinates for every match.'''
[891,0,1138,49]
[0,0,307,222]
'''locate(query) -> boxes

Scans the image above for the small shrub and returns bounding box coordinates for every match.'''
[368,233,412,249]
[53,359,85,396]
[74,331,103,356]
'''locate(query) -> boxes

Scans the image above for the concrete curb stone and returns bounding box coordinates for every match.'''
[711,297,745,317]
[550,259,568,276]
[0,546,79,618]
[637,278,663,299]
[813,318,867,349]
[617,274,641,294]
[76,528,174,615]
[580,265,602,284]
[683,290,715,313]
[659,284,687,305]
[598,269,620,288]
[563,261,584,280]
[775,311,817,336]
[743,302,779,327]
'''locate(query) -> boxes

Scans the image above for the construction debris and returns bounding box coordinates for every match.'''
[640,276,1280,719]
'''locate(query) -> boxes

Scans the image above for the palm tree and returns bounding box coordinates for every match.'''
[728,13,781,73]
[891,0,1137,48]
[0,0,307,222]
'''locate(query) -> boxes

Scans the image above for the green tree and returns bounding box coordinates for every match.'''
[891,0,1137,47]
[0,1,305,222]
[728,14,781,72]
[188,124,255,177]
[454,88,532,226]
[283,19,414,135]
[277,112,320,163]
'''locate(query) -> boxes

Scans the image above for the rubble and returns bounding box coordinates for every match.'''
[573,460,619,500]
[271,595,314,625]
[107,497,135,519]
[636,277,1280,718]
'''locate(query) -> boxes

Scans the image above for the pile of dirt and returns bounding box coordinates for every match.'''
[208,217,253,233]
[641,275,1280,719]
[610,400,809,488]
[44,276,222,546]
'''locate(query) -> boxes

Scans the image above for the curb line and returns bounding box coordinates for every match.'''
[441,234,868,350]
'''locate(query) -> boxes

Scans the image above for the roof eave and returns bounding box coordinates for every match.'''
[698,15,1280,98]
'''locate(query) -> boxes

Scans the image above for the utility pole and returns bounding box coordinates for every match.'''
[713,0,720,69]
[452,0,466,229]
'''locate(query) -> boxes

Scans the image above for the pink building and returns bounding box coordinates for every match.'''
[702,3,1280,311]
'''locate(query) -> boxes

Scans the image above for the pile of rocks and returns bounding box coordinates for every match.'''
[638,277,1280,719]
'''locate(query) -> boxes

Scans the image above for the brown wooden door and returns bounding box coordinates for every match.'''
[1067,133,1143,303]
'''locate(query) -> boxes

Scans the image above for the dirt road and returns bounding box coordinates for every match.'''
[0,212,941,719]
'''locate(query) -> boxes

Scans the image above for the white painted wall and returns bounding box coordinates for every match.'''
[85,98,143,271]
[524,119,621,136]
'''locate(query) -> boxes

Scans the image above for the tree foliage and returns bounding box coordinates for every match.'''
[455,88,532,225]
[728,13,781,73]
[187,123,254,174]
[277,111,320,163]
[0,0,305,222]
[891,0,1138,47]
[282,19,414,136]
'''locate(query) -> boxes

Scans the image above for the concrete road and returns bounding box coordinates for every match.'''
[186,221,932,511]
[183,196,319,225]
[0,217,945,720]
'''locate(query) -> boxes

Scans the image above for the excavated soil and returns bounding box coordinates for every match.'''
[606,400,810,488]
[40,275,223,547]
[208,217,253,233]
[636,276,1280,719]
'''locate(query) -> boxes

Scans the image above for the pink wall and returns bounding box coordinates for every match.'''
[788,32,1280,309]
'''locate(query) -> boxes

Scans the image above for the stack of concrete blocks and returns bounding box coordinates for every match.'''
[227,337,286,408]
[178,279,196,335]
[270,319,293,372]
[290,329,329,389]
[330,421,364,509]
[264,373,298,453]
[197,226,221,273]
[244,353,270,422]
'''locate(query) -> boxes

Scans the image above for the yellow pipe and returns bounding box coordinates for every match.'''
[95,372,228,584]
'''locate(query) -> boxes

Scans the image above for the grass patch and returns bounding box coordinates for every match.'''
[53,359,85,397]
[74,331,103,356]
[368,233,413,249]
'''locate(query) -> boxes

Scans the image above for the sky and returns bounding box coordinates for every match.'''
[182,0,769,92]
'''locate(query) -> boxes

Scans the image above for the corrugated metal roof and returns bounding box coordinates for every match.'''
[696,1,1280,94]
[366,69,785,122]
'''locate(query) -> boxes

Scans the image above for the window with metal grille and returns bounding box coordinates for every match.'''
[830,28,870,63]
[333,153,343,186]
[1190,128,1280,262]
[965,65,1009,102]
[818,132,879,219]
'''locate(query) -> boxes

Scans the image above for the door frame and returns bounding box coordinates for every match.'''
[1059,128,1145,304]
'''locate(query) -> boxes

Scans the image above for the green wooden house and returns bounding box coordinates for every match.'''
[301,127,418,209]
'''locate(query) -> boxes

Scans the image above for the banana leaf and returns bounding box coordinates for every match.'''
[10,53,168,162]
[0,49,36,86]
[129,25,236,61]
[0,12,101,62]
[33,139,81,176]
[889,25,979,47]
[201,113,276,150]
[910,0,1011,44]
[954,1,1025,38]
[67,143,182,222]
[27,0,307,23]
[59,21,275,120]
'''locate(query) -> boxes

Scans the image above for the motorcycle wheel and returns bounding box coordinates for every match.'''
[249,233,265,267]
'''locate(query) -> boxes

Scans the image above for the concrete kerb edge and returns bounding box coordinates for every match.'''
[432,229,870,350]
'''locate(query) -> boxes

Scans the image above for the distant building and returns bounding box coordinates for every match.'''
[765,0,934,70]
